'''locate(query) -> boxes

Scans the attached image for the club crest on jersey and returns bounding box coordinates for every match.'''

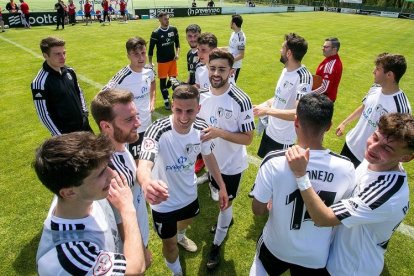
[375,104,388,117]
[225,109,233,119]
[143,138,155,151]
[217,107,224,117]
[66,73,73,80]
[93,253,113,275]
[185,143,200,159]
[168,32,174,37]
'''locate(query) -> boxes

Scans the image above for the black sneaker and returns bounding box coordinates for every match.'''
[206,244,220,270]
[164,101,171,110]
[210,218,234,234]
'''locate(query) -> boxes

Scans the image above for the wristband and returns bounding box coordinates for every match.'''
[296,174,312,191]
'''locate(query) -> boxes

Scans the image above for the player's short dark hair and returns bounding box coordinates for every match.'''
[209,48,234,68]
[378,113,414,151]
[326,37,340,51]
[158,11,168,18]
[172,84,200,102]
[91,89,134,128]
[186,24,201,34]
[284,33,308,62]
[198,32,217,49]
[40,37,65,55]
[375,53,407,84]
[296,93,333,135]
[33,132,113,196]
[126,37,147,53]
[231,14,243,28]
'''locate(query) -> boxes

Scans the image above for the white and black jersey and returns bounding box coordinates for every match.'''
[198,84,255,175]
[187,49,199,85]
[252,149,355,268]
[31,61,90,136]
[103,66,155,133]
[345,85,411,162]
[139,116,214,213]
[327,160,410,275]
[228,30,246,69]
[266,66,312,145]
[110,150,150,247]
[37,198,126,276]
[195,63,210,90]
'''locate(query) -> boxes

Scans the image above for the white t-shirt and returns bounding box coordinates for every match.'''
[266,66,312,145]
[252,149,355,268]
[198,84,255,175]
[111,150,150,247]
[139,116,213,213]
[37,198,125,276]
[228,30,246,69]
[104,66,155,133]
[345,85,411,162]
[327,160,410,276]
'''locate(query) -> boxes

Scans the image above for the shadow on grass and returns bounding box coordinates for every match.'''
[13,230,42,275]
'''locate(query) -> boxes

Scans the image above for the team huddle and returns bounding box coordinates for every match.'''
[32,12,413,276]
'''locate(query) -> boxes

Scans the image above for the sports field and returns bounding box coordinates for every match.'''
[0,11,414,275]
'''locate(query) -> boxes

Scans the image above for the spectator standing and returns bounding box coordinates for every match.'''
[6,0,18,13]
[148,12,180,110]
[119,0,127,23]
[207,0,215,7]
[54,0,65,29]
[83,0,92,25]
[312,37,343,102]
[18,0,30,28]
[101,0,110,24]
[67,0,76,25]
[31,37,92,136]
[228,14,246,82]
[35,132,146,276]
[192,0,197,8]
[336,53,411,167]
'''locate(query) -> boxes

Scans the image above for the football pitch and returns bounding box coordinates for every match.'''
[0,11,414,275]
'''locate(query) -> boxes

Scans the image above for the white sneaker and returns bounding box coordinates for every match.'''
[209,183,219,201]
[177,235,197,252]
[196,172,209,185]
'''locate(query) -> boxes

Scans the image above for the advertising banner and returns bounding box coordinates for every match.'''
[135,7,222,18]
[3,12,57,27]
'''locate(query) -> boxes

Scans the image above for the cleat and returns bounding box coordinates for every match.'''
[206,244,220,270]
[177,235,197,252]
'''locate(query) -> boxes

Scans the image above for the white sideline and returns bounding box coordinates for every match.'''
[3,35,413,240]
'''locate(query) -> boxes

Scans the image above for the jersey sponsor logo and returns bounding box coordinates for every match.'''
[209,116,218,126]
[66,73,73,80]
[165,156,195,172]
[93,253,113,275]
[143,138,155,150]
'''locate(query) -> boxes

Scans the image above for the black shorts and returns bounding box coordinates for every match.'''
[256,235,330,276]
[85,13,91,18]
[120,11,126,16]
[152,199,200,239]
[340,142,361,168]
[210,172,242,201]
[127,132,144,160]
[257,129,293,158]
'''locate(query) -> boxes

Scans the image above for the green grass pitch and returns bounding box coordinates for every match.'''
[0,11,414,275]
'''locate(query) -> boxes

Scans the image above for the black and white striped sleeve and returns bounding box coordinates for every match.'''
[138,118,171,162]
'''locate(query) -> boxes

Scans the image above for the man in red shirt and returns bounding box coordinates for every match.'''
[312,37,342,102]
[68,0,76,25]
[84,0,92,25]
[101,0,110,24]
[119,0,127,23]
[19,0,30,28]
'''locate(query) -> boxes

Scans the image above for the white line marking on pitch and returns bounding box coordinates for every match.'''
[3,35,413,240]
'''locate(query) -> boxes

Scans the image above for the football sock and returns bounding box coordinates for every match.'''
[165,256,182,274]
[214,205,233,246]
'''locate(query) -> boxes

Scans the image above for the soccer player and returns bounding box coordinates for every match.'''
[84,0,92,25]
[312,37,342,102]
[198,49,255,270]
[31,37,92,136]
[336,53,411,167]
[227,14,246,82]
[35,132,146,275]
[102,37,156,164]
[137,84,229,275]
[148,12,180,110]
[186,24,201,85]
[91,88,152,268]
[250,93,355,275]
[254,33,312,158]
[195,32,218,90]
[286,112,414,275]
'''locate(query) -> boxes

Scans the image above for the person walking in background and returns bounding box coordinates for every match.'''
[18,0,30,28]
[67,0,76,25]
[227,14,246,82]
[83,0,92,25]
[148,12,180,110]
[312,37,343,102]
[119,0,127,23]
[54,0,65,29]
[101,0,110,24]
[336,53,411,168]
[31,37,92,136]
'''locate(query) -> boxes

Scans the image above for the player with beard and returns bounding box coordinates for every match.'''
[102,37,156,165]
[198,49,255,271]
[91,89,152,269]
[137,85,228,276]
